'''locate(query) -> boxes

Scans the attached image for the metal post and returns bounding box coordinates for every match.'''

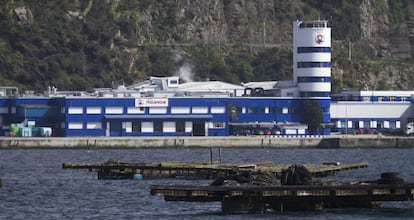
[218,148,222,164]
[210,147,213,165]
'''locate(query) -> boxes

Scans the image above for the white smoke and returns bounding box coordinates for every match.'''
[172,50,194,82]
[172,50,182,62]
[177,62,194,83]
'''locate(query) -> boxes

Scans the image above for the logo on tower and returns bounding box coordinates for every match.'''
[315,34,324,44]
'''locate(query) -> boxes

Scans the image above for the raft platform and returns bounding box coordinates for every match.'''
[62,160,368,180]
[151,180,414,213]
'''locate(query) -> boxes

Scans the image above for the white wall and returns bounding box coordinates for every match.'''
[331,102,410,118]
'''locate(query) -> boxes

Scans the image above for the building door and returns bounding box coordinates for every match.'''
[110,120,122,136]
[192,122,205,136]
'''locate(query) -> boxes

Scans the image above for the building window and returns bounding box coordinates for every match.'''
[169,79,178,86]
[171,107,190,114]
[127,107,145,114]
[185,121,193,133]
[389,121,396,129]
[68,107,83,114]
[297,47,330,53]
[141,122,153,133]
[297,62,330,68]
[163,121,175,133]
[298,77,330,82]
[86,107,101,114]
[300,92,330,97]
[211,106,225,114]
[192,106,208,114]
[362,96,370,102]
[149,107,167,114]
[87,122,102,129]
[376,121,383,128]
[211,122,225,128]
[122,122,132,133]
[105,107,123,114]
[68,122,83,129]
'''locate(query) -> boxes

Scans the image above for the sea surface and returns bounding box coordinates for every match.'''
[0,147,413,220]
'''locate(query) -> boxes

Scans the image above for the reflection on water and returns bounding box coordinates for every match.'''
[0,148,413,219]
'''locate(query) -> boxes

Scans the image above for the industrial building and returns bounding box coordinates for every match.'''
[0,20,411,137]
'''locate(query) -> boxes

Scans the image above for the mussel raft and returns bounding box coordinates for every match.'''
[151,168,414,213]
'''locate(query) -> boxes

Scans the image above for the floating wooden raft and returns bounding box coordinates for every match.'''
[151,180,414,213]
[62,160,368,180]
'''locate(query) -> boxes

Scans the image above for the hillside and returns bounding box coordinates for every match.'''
[1,0,414,94]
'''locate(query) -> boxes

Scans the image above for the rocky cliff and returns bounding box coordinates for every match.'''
[1,0,414,93]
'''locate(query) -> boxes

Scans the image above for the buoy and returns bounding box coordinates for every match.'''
[134,173,143,180]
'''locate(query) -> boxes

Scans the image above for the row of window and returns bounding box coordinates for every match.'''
[300,92,331,98]
[67,106,307,115]
[332,96,411,102]
[299,22,328,28]
[375,96,407,102]
[67,121,226,131]
[236,106,290,114]
[298,77,331,83]
[297,62,330,68]
[67,122,102,129]
[297,47,330,53]
[67,106,226,115]
[0,105,327,117]
[336,120,401,129]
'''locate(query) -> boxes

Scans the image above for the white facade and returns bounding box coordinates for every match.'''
[331,102,411,119]
[293,20,331,97]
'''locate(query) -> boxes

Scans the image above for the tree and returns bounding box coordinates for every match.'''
[303,99,323,134]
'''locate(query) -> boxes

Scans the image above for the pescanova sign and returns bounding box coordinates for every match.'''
[135,98,169,107]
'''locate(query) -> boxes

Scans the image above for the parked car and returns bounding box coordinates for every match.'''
[253,129,264,135]
[233,129,251,136]
[271,127,281,135]
[263,129,272,135]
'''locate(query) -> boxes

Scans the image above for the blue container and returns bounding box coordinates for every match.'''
[133,173,143,180]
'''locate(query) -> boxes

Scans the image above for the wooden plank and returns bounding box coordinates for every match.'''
[62,160,369,179]
[150,183,414,202]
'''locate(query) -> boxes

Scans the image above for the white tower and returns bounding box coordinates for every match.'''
[293,20,331,97]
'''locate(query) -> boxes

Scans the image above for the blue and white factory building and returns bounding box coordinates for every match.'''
[0,20,412,137]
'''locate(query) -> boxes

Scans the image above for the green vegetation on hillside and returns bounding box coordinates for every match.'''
[0,0,414,93]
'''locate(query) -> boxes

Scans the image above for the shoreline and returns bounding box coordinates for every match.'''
[0,135,414,149]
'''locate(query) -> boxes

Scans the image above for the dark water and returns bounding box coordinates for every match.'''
[0,148,414,220]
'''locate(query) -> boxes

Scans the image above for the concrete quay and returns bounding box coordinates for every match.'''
[0,135,414,149]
